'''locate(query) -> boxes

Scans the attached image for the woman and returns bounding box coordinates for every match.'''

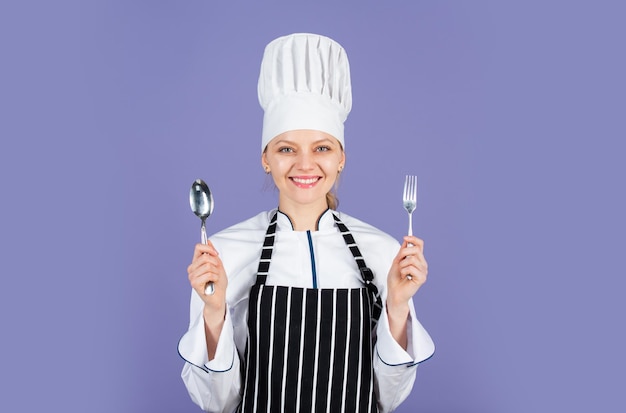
[178,33,435,413]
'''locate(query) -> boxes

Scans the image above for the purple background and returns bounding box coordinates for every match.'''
[1,1,624,412]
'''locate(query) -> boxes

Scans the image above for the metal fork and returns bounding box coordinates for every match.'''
[403,175,418,279]
[403,175,418,237]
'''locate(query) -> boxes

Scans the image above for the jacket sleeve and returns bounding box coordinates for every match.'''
[373,297,435,412]
[178,290,242,413]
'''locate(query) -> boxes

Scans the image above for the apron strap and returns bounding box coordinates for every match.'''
[332,213,383,326]
[255,211,278,286]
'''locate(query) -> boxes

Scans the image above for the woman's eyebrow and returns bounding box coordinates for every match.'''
[312,138,335,145]
[272,139,294,146]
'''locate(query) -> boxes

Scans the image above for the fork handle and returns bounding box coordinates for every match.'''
[407,214,414,246]
[407,214,414,279]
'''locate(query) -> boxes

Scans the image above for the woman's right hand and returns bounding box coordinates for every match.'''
[187,241,228,359]
[187,241,228,317]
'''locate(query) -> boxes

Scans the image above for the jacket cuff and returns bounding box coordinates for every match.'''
[177,305,236,372]
[376,301,435,366]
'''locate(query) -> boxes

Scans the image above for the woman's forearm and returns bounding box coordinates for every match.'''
[203,305,226,360]
[385,301,409,350]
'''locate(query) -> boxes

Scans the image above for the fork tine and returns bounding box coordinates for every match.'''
[403,175,417,203]
[403,175,409,200]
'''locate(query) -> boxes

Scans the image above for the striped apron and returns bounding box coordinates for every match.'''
[240,212,383,413]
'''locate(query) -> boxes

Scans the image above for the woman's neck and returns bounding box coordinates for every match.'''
[278,200,329,231]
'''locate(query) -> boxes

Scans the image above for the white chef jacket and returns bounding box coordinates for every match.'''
[178,209,435,413]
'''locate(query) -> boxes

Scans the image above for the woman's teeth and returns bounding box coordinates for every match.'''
[292,177,319,184]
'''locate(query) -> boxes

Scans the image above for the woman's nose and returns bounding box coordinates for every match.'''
[295,152,314,170]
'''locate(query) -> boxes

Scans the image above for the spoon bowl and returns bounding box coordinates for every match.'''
[189,179,215,295]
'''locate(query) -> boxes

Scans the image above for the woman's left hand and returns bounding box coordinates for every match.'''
[385,236,428,349]
[387,235,428,309]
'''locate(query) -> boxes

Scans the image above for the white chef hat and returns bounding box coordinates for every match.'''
[258,33,352,151]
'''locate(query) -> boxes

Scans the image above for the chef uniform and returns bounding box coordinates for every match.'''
[178,34,435,413]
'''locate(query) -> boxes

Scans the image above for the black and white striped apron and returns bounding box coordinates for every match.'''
[240,212,383,413]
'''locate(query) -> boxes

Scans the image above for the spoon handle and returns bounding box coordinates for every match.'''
[201,221,208,245]
[201,221,215,295]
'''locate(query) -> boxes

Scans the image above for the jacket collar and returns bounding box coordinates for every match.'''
[275,208,335,231]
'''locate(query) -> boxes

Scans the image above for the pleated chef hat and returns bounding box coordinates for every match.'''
[258,33,352,151]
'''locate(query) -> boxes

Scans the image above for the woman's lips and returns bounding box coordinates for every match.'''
[290,176,321,188]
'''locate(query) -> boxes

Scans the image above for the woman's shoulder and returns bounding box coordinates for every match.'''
[333,210,399,248]
[334,211,400,283]
[215,210,273,234]
[209,210,275,246]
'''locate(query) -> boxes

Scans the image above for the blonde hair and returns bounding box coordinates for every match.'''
[326,192,338,210]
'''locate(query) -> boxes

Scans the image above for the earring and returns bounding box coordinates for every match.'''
[264,166,270,174]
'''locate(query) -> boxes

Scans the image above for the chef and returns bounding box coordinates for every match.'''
[178,33,435,413]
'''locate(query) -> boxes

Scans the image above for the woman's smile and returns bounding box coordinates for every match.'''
[290,175,322,188]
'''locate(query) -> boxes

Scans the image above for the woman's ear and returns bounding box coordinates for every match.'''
[261,152,270,173]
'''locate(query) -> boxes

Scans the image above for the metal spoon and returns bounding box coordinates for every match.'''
[189,179,215,295]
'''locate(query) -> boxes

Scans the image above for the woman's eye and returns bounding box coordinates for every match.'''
[316,146,331,152]
[278,147,294,153]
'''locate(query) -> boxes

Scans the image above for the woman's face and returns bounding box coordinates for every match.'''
[262,129,345,212]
